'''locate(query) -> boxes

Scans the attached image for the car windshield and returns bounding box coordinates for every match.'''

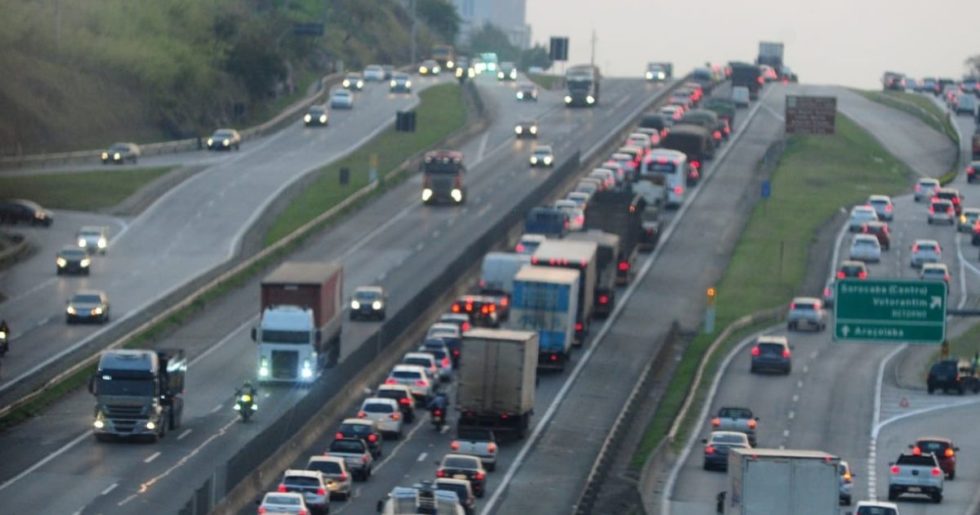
[443,457,477,469]
[213,130,233,138]
[80,230,102,237]
[110,143,130,151]
[363,402,393,413]
[262,330,309,344]
[308,461,343,474]
[534,148,552,156]
[792,302,816,310]
[856,507,897,515]
[308,106,325,114]
[334,91,350,98]
[718,408,751,419]
[61,249,86,258]
[355,290,380,300]
[72,294,102,304]
[918,441,949,453]
[265,494,301,506]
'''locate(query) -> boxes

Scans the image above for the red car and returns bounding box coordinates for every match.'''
[966,162,980,183]
[911,437,959,479]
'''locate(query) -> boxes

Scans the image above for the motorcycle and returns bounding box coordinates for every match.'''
[430,407,446,431]
[233,391,258,422]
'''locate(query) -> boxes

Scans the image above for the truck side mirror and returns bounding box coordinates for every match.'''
[701,438,708,444]
[250,327,257,342]
[87,374,96,395]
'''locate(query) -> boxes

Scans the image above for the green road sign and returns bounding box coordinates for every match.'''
[834,279,946,343]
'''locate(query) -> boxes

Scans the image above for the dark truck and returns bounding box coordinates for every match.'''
[583,190,648,286]
[566,230,620,317]
[89,349,186,442]
[565,64,601,107]
[972,133,980,160]
[422,150,466,205]
[730,62,763,100]
[661,125,714,184]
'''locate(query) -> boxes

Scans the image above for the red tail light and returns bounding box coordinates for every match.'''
[598,294,609,305]
[399,397,410,405]
[297,510,308,515]
[415,379,427,387]
[488,442,498,453]
[673,185,684,195]
[549,353,559,361]
[912,244,920,252]
[836,271,845,279]
[712,130,721,140]
[500,412,510,420]
[747,419,757,429]
[475,471,486,480]
[929,206,935,214]
[691,160,701,170]
[618,261,630,272]
[782,349,791,358]
[500,296,509,307]
[277,484,287,493]
[390,412,401,420]
[931,467,942,477]
[751,346,761,357]
[575,322,583,331]
[335,432,344,440]
[442,357,451,367]
[361,454,369,463]
[885,204,893,212]
[385,378,397,385]
[915,184,922,192]
[515,243,525,253]
[757,76,764,85]
[711,417,720,427]
[790,302,797,310]
[368,433,378,442]
[462,322,470,332]
[451,441,460,450]
[890,465,900,474]
[945,448,955,458]
[317,487,327,496]
[858,271,868,279]
[339,472,348,481]
[433,409,442,417]
[705,445,716,454]
[436,469,446,477]
[453,348,462,356]
[357,411,367,418]
[258,507,268,515]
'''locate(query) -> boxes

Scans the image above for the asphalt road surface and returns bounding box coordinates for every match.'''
[666,87,978,515]
[0,75,448,402]
[0,74,673,515]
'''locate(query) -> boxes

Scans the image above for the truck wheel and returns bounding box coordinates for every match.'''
[949,471,955,480]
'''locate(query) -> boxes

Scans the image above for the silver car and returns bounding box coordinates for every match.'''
[358,397,403,438]
[364,64,385,82]
[280,469,330,514]
[330,89,354,109]
[787,297,827,332]
[306,455,353,500]
[848,206,879,232]
[257,492,309,515]
[386,364,434,400]
[554,199,585,231]
[928,199,956,225]
[910,239,942,268]
[849,234,882,263]
[915,177,940,202]
[867,195,894,221]
[920,262,950,286]
[77,225,109,255]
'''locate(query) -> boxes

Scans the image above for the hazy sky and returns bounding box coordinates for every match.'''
[526,0,979,88]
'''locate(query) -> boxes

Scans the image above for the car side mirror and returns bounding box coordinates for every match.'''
[907,444,914,449]
[955,447,960,451]
[250,327,257,342]
[702,438,708,444]
[754,416,760,421]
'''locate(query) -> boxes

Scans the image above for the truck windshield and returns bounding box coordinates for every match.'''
[262,330,309,344]
[96,378,154,396]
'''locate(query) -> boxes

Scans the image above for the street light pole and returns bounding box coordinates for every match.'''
[410,0,417,65]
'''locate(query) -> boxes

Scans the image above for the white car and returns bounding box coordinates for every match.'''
[588,168,617,189]
[867,195,894,221]
[330,89,354,109]
[852,500,900,515]
[364,64,385,81]
[848,206,879,232]
[626,133,653,153]
[731,86,750,107]
[402,352,439,381]
[306,455,353,500]
[915,178,941,202]
[257,492,309,515]
[659,105,684,122]
[910,239,942,268]
[427,322,461,341]
[529,145,555,167]
[849,234,882,263]
[928,199,956,225]
[554,199,585,231]
[358,397,404,438]
[566,191,591,210]
[385,364,434,400]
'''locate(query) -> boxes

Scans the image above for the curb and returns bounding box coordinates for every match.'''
[0,233,31,270]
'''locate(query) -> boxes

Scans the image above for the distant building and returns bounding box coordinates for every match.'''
[453,0,530,49]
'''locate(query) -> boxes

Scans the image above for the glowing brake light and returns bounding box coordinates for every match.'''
[335,431,344,440]
[885,204,893,212]
[475,471,486,480]
[575,322,584,332]
[357,411,367,418]
[618,261,630,272]
[691,160,701,169]
[317,487,327,496]
[931,467,943,477]
[782,348,792,358]
[711,417,721,427]
[836,271,846,279]
[751,346,761,357]
[368,433,378,442]
[277,484,287,493]
[436,469,446,478]
[747,419,757,429]
[705,445,716,454]
[399,397,410,405]
[258,507,268,515]
[858,271,868,279]
[385,378,397,385]
[790,302,797,310]
[390,412,401,420]
[451,441,460,450]
[599,294,609,305]
[442,357,451,367]
[945,448,955,458]
[488,442,498,453]
[712,130,721,140]
[890,465,900,474]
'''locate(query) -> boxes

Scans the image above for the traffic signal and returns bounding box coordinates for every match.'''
[706,287,716,305]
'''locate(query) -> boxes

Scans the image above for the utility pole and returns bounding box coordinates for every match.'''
[410,0,417,65]
[590,29,596,68]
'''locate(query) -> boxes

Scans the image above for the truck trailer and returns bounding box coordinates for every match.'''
[253,261,343,383]
[565,230,619,317]
[509,265,579,370]
[456,328,537,439]
[720,448,840,515]
[478,252,532,321]
[531,240,597,343]
[89,349,186,442]
[583,190,647,285]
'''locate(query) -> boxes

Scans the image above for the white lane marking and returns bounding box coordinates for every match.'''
[101,483,118,496]
[810,350,818,359]
[417,452,428,462]
[177,429,192,440]
[956,232,980,277]
[210,404,223,414]
[144,451,161,464]
[792,394,799,403]
[761,101,785,121]
[796,380,804,389]
[476,132,490,162]
[787,411,795,420]
[783,429,790,438]
[867,345,905,499]
[0,430,91,492]
[432,230,441,239]
[802,365,809,374]
[373,421,426,472]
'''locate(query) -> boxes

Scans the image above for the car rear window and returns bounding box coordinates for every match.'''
[711,434,746,444]
[896,455,937,466]
[363,403,393,413]
[917,441,949,453]
[340,423,372,435]
[330,440,365,453]
[856,507,897,515]
[792,302,816,310]
[284,476,320,487]
[443,456,478,469]
[758,343,784,354]
[308,461,343,474]
[404,357,432,368]
[265,494,301,506]
[392,370,422,380]
[718,408,751,419]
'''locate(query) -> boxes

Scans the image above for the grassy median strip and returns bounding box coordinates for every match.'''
[0,167,173,211]
[857,90,959,146]
[528,73,561,91]
[264,83,467,245]
[630,114,914,468]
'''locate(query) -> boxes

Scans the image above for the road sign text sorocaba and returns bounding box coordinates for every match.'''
[834,279,946,344]
[785,95,836,135]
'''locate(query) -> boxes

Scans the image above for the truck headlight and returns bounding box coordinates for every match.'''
[259,359,270,377]
[93,419,105,429]
[498,72,504,79]
[406,80,412,88]
[510,70,517,79]
[451,189,463,202]
[645,72,654,80]
[57,258,67,267]
[544,156,553,165]
[446,60,454,69]
[419,66,428,74]
[67,306,77,315]
[304,114,312,123]
[222,139,230,146]
[658,72,665,79]
[146,421,156,430]
[80,258,91,267]
[98,238,107,248]
[78,238,87,247]
[0,330,6,339]
[587,95,595,104]
[517,92,524,99]
[372,301,383,310]
[357,81,364,88]
[564,96,572,104]
[351,300,361,310]
[515,126,523,134]
[319,115,327,123]
[301,361,314,378]
[422,188,433,202]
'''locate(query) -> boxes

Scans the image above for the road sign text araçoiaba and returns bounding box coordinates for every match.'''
[834,279,946,344]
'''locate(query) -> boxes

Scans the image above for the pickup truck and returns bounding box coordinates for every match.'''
[326,438,375,481]
[451,428,498,471]
[888,452,944,503]
[710,406,759,446]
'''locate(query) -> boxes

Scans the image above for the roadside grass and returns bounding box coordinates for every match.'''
[528,73,561,91]
[264,83,467,245]
[629,113,914,468]
[0,167,173,211]
[857,90,960,147]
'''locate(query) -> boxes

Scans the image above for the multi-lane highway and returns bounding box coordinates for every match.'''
[0,73,676,514]
[0,74,449,403]
[665,87,980,514]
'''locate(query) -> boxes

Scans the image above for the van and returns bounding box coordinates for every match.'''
[661,125,713,183]
[641,149,689,208]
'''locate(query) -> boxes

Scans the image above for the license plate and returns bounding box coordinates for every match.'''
[907,487,921,492]
[453,474,468,480]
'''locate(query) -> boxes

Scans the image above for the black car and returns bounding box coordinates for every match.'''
[349,286,387,321]
[927,359,979,394]
[516,83,538,102]
[0,199,53,226]
[304,105,329,127]
[206,128,241,151]
[335,418,383,458]
[749,336,791,374]
[56,246,91,275]
[101,142,141,164]
[435,454,486,497]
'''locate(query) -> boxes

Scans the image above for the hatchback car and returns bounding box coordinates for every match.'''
[205,128,241,151]
[77,225,109,255]
[867,195,894,221]
[861,221,891,250]
[0,199,53,226]
[436,454,487,497]
[278,469,330,514]
[358,397,403,439]
[702,431,751,471]
[376,383,418,423]
[529,145,555,168]
[588,168,617,190]
[304,105,329,127]
[911,437,959,479]
[330,89,354,109]
[849,234,882,263]
[257,492,309,515]
[66,290,110,324]
[910,239,942,268]
[341,72,364,91]
[386,364,434,400]
[787,297,827,332]
[554,200,585,231]
[56,246,91,275]
[305,455,352,500]
[418,340,455,382]
[101,142,140,164]
[848,206,879,232]
[335,418,383,458]
[350,286,387,321]
[914,177,941,202]
[837,260,869,280]
[920,262,951,286]
[516,83,538,101]
[928,199,956,225]
[933,188,963,215]
[514,120,539,139]
[959,208,980,232]
[418,59,441,76]
[750,335,792,374]
[389,73,412,93]
[659,105,685,122]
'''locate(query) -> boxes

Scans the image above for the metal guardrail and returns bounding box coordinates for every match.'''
[0,72,343,170]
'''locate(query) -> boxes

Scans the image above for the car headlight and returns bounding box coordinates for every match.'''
[0,330,6,339]
[81,258,91,267]
[357,81,364,88]
[78,238,87,247]
[113,152,121,160]
[422,188,433,202]
[433,66,440,73]
[390,80,397,87]
[468,69,475,78]
[304,114,312,122]
[343,80,350,87]
[517,92,524,99]
[456,68,463,78]
[101,152,109,159]
[529,126,537,134]
[258,358,270,377]
[419,66,428,74]
[351,300,361,310]
[510,70,517,79]
[544,156,553,165]
[222,138,230,146]
[93,419,105,429]
[446,60,454,68]
[92,306,103,315]
[146,421,156,430]
[587,95,595,104]
[98,238,107,248]
[498,72,505,79]
[57,258,67,267]
[405,80,412,88]
[515,126,523,134]
[530,157,538,164]
[372,300,383,310]
[658,72,665,79]
[564,96,572,104]
[451,189,463,202]
[67,306,77,315]
[320,115,328,123]
[645,72,654,80]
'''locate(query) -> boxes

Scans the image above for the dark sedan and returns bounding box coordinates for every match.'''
[435,454,486,497]
[750,335,791,374]
[66,290,110,324]
[0,199,53,226]
[703,431,751,471]
[56,246,91,275]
